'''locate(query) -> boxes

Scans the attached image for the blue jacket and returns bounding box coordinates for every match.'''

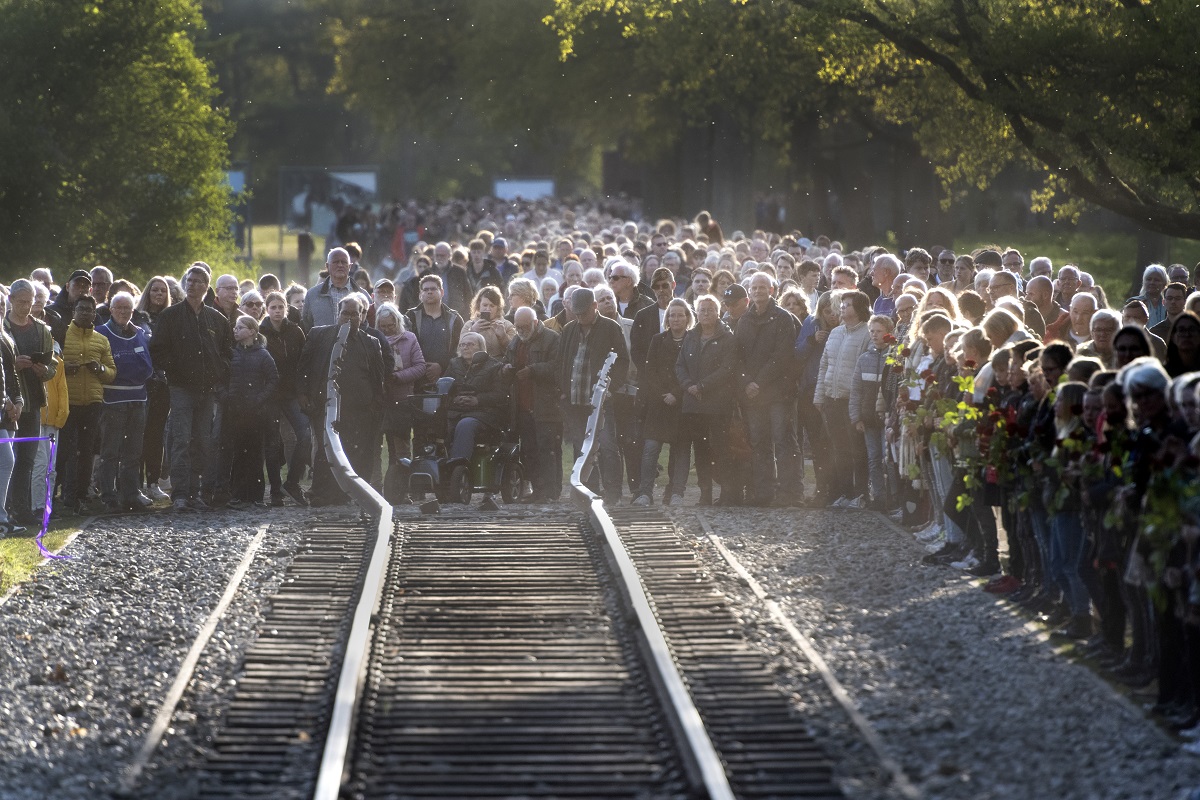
[98,320,154,404]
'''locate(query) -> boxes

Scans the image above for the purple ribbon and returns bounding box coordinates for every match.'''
[0,435,62,559]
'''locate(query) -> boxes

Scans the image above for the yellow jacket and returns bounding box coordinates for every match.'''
[43,348,69,428]
[63,322,115,405]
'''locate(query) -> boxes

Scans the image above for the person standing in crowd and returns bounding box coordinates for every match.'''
[375,302,425,503]
[1149,282,1190,342]
[260,291,311,506]
[675,293,735,506]
[557,287,629,504]
[45,270,93,346]
[299,295,385,506]
[59,295,115,515]
[3,279,56,525]
[407,274,463,386]
[302,247,363,331]
[814,289,872,508]
[633,298,692,506]
[221,315,279,509]
[850,314,895,511]
[96,292,154,512]
[505,306,562,503]
[150,264,233,512]
[136,276,179,500]
[736,272,802,507]
[0,290,27,536]
[462,286,516,358]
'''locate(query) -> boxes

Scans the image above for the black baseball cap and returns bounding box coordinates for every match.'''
[724,284,747,302]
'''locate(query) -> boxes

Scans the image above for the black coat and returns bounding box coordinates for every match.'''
[445,354,510,430]
[261,317,306,400]
[556,316,630,407]
[675,323,736,416]
[629,303,665,369]
[734,300,799,403]
[504,324,562,423]
[298,325,386,410]
[149,300,233,393]
[640,331,685,442]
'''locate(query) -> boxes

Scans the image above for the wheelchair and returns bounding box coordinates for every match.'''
[400,373,524,506]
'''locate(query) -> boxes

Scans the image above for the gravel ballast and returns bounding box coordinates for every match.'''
[0,508,317,800]
[673,505,1200,800]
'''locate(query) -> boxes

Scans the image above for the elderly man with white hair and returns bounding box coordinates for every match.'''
[1046,291,1097,346]
[297,293,386,506]
[870,254,901,318]
[1052,264,1082,309]
[504,306,562,502]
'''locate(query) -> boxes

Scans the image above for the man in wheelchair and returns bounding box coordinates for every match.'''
[444,332,509,461]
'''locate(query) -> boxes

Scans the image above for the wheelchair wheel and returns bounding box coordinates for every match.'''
[449,464,472,505]
[499,462,524,505]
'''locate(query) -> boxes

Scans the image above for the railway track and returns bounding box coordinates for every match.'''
[168,336,843,798]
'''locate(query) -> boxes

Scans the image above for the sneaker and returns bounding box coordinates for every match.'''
[146,484,169,501]
[846,495,866,510]
[887,508,904,522]
[663,494,676,507]
[227,499,249,510]
[172,498,191,513]
[131,493,154,510]
[632,494,651,507]
[282,482,309,508]
[187,496,211,512]
[830,496,850,508]
[915,522,943,542]
[923,534,948,553]
[950,551,981,570]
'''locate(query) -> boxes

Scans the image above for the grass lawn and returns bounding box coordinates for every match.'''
[0,526,80,597]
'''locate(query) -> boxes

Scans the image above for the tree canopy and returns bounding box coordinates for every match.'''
[0,0,234,279]
[551,0,1200,239]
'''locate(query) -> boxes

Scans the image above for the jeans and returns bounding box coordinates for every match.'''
[637,438,685,500]
[98,402,146,505]
[449,416,494,461]
[862,424,884,503]
[564,403,622,500]
[59,403,103,505]
[745,399,801,502]
[9,408,40,521]
[0,440,14,524]
[1050,510,1091,615]
[31,424,59,513]
[167,387,216,501]
[264,397,312,490]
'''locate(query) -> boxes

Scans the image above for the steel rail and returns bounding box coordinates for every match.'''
[569,352,735,800]
[312,323,394,800]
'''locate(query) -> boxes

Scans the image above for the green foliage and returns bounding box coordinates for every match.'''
[0,0,234,282]
[553,0,1200,238]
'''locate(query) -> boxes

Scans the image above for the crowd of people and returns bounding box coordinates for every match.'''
[3,204,1200,742]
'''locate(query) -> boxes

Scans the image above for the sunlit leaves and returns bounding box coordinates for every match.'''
[0,0,233,277]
